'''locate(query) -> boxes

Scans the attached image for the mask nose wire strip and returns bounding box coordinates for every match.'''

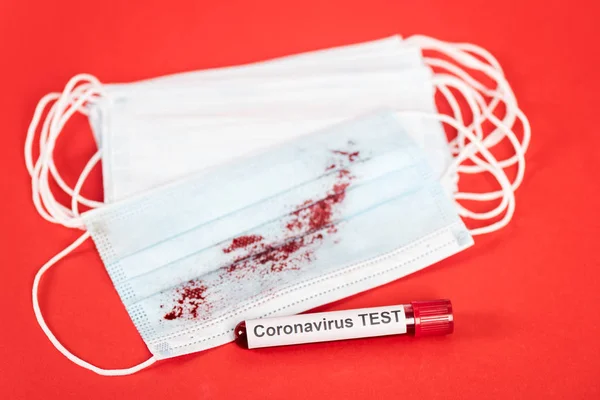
[32,231,157,376]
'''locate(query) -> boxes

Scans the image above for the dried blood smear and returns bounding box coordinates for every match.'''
[163,147,359,321]
[222,235,264,253]
[222,148,357,275]
[332,150,360,162]
[163,280,208,320]
[287,176,350,234]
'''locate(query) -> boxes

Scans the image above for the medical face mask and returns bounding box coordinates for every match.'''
[25,35,434,210]
[91,67,455,202]
[26,35,530,236]
[33,112,474,375]
[89,41,426,188]
[88,42,426,148]
[105,35,417,94]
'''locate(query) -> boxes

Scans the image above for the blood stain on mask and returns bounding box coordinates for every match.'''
[332,150,360,162]
[222,235,264,253]
[222,147,358,275]
[286,176,350,234]
[163,145,359,320]
[163,280,208,320]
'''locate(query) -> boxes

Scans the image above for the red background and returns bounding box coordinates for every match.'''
[1,1,599,398]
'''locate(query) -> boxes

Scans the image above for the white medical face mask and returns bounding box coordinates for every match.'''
[33,112,474,375]
[26,35,530,237]
[90,35,424,146]
[104,35,416,94]
[86,40,429,184]
[92,66,454,201]
[34,113,472,375]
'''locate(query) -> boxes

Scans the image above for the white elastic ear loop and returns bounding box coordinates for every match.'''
[434,76,525,222]
[434,75,526,197]
[26,86,93,177]
[457,101,529,197]
[71,150,102,219]
[414,39,531,194]
[31,76,105,228]
[405,35,521,153]
[36,85,103,209]
[32,88,98,228]
[38,84,102,222]
[28,87,94,225]
[395,110,515,235]
[455,42,504,74]
[435,77,529,199]
[433,76,515,220]
[39,87,102,222]
[27,75,104,226]
[425,57,517,153]
[27,93,93,219]
[32,232,157,376]
[422,49,518,153]
[425,56,530,172]
[26,92,60,174]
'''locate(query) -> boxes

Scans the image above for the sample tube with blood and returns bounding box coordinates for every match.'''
[235,299,453,349]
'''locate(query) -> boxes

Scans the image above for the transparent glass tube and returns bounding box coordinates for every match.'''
[235,299,453,349]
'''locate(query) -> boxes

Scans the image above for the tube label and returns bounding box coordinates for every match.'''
[245,305,407,349]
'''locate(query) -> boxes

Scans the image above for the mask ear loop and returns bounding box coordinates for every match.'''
[396,110,515,235]
[40,85,103,209]
[31,75,157,375]
[33,89,96,228]
[29,90,84,225]
[71,149,102,219]
[425,57,516,149]
[406,35,530,173]
[435,76,525,216]
[433,75,516,220]
[434,75,527,197]
[27,75,104,225]
[424,56,530,171]
[454,41,504,75]
[36,87,99,225]
[405,35,516,137]
[408,36,531,208]
[30,75,105,228]
[32,232,157,376]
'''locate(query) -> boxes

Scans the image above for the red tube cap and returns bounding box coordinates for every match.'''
[411,299,454,337]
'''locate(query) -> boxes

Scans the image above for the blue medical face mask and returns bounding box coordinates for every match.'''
[33,111,473,375]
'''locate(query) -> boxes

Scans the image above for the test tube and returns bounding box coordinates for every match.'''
[235,299,453,349]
